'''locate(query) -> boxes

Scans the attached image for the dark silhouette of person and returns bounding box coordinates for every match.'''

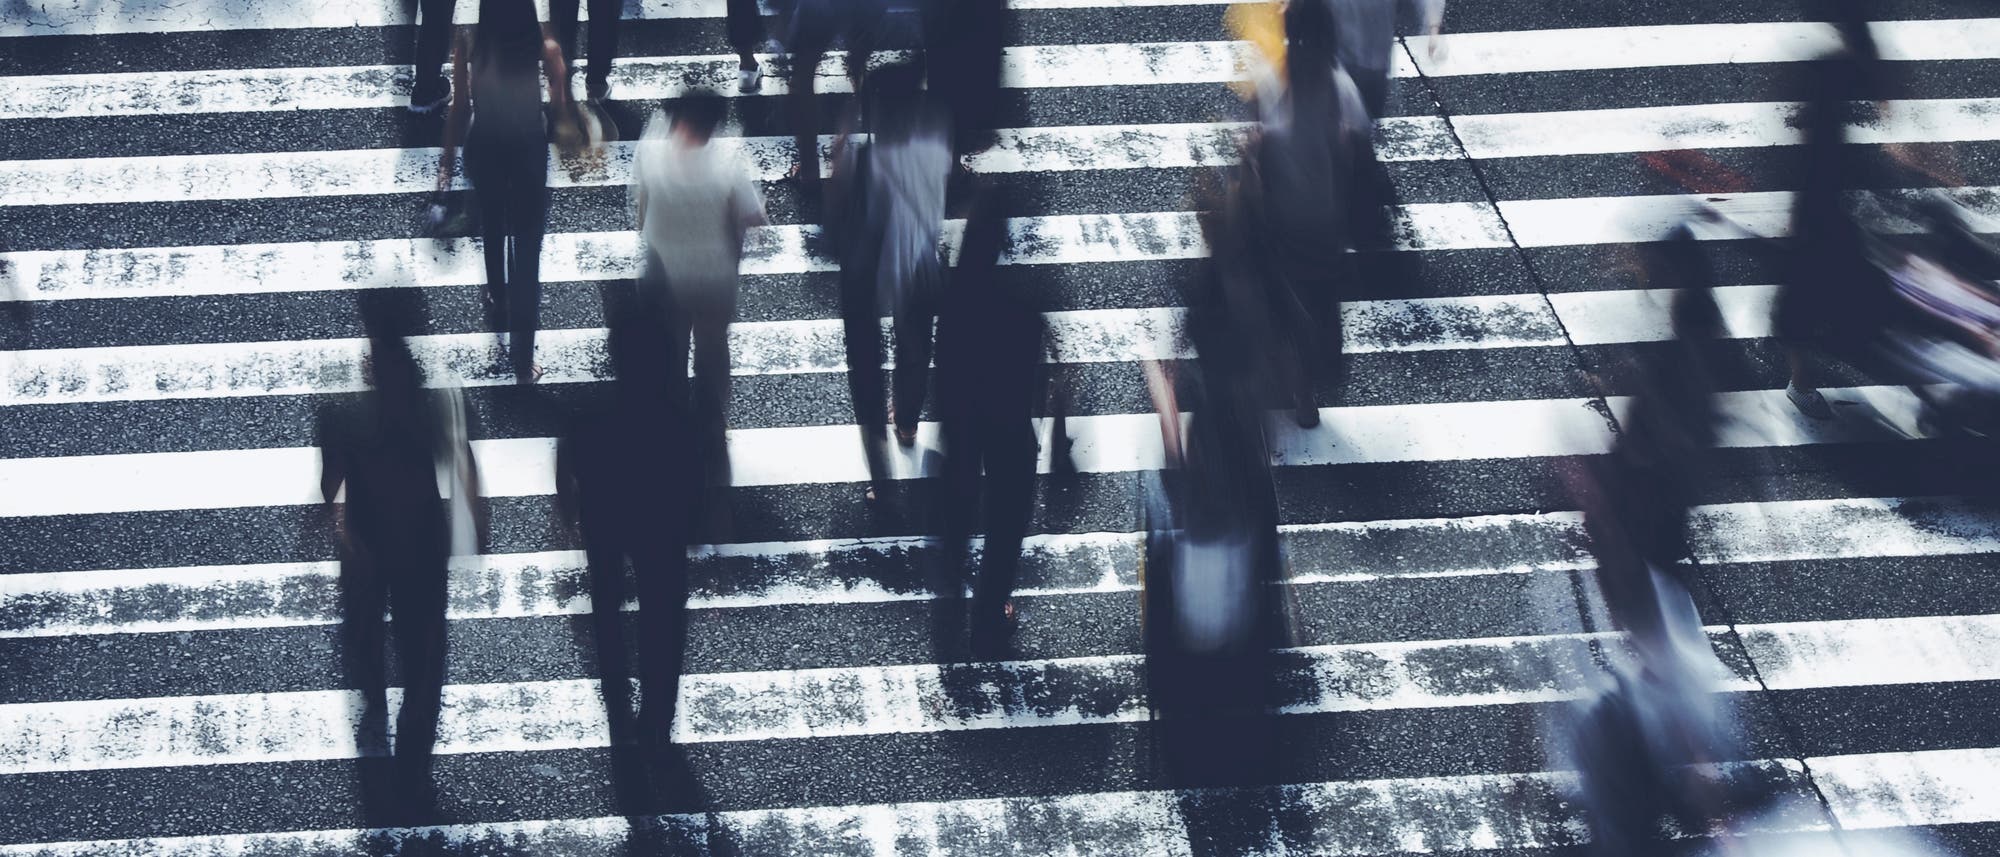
[728,0,769,91]
[435,0,578,384]
[551,0,621,101]
[925,0,1007,157]
[318,288,479,822]
[932,185,1042,660]
[556,290,705,761]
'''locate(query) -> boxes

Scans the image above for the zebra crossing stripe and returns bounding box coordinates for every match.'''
[0,384,1944,517]
[13,19,2000,121]
[12,97,1999,207]
[5,612,2000,773]
[10,494,1995,639]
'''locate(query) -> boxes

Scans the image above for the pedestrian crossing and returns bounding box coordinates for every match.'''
[5,0,2000,853]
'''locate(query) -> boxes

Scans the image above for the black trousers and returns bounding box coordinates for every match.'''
[550,0,622,91]
[467,136,551,381]
[339,523,450,777]
[583,517,692,743]
[727,0,766,56]
[840,255,891,487]
[412,0,456,99]
[935,415,1037,655]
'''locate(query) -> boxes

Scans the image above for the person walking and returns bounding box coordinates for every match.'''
[435,0,578,384]
[865,63,951,448]
[550,0,622,101]
[631,91,768,483]
[557,293,705,757]
[318,289,481,821]
[932,185,1042,660]
[728,0,768,91]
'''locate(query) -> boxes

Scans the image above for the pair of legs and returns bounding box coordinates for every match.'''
[550,0,621,98]
[339,524,450,811]
[934,418,1037,658]
[727,0,768,77]
[839,255,936,493]
[785,1,885,186]
[467,137,552,382]
[583,518,692,745]
[648,257,739,486]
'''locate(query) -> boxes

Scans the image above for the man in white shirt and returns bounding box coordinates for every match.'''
[631,92,768,475]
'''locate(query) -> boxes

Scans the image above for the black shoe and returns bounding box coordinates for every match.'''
[409,75,450,115]
[585,76,611,102]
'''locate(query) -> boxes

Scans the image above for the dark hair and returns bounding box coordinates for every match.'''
[356,288,428,408]
[671,90,729,141]
[864,61,933,138]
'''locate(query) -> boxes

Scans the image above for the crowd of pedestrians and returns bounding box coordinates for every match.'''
[315,0,1994,849]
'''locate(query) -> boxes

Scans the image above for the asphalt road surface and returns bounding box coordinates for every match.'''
[4,0,2000,854]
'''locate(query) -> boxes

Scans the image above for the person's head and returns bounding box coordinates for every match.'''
[356,287,427,394]
[474,0,544,70]
[670,91,729,145]
[602,288,682,408]
[864,62,931,138]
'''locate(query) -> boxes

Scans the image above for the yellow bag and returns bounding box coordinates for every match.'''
[1224,1,1286,101]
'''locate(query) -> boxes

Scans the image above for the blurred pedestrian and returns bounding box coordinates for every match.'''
[632,91,768,484]
[410,0,456,113]
[551,0,621,101]
[557,292,705,755]
[435,0,581,384]
[318,289,481,821]
[1319,0,1445,121]
[778,0,894,190]
[1139,357,1285,785]
[926,0,1007,156]
[932,185,1042,660]
[865,63,951,448]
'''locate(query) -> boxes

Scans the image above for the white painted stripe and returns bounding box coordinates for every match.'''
[0,296,1576,405]
[0,384,1948,517]
[0,0,1228,38]
[46,748,2000,857]
[0,122,1248,207]
[0,205,1505,303]
[0,43,1253,121]
[1449,97,2000,160]
[1498,185,2000,248]
[11,184,1991,303]
[15,494,1996,640]
[19,96,1999,208]
[4,613,1995,773]
[12,19,2000,121]
[1549,284,1779,345]
[1407,18,2000,78]
[1815,747,2000,831]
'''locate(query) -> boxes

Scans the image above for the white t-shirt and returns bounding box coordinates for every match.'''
[631,116,766,300]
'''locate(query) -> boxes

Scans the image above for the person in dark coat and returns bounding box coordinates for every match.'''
[319,288,479,820]
[556,291,706,751]
[932,185,1043,660]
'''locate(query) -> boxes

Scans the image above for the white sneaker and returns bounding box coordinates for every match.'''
[738,64,764,93]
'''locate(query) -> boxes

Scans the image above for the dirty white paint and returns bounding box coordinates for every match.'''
[18,96,2000,208]
[1406,18,2000,78]
[23,493,1998,640]
[0,204,1507,303]
[0,0,1233,38]
[3,614,1996,774]
[1500,185,2000,248]
[1,384,1951,517]
[1813,747,2000,831]
[1,295,1586,406]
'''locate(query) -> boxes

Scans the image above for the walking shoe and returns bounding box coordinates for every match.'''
[738,63,764,93]
[585,76,610,102]
[1786,382,1833,420]
[408,75,450,115]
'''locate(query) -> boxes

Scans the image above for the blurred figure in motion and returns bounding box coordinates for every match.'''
[1300,0,1414,257]
[867,63,951,448]
[926,0,1007,157]
[829,63,951,501]
[551,0,620,101]
[1569,228,1742,855]
[632,91,768,488]
[318,288,481,822]
[1320,0,1444,120]
[776,0,892,191]
[435,0,580,384]
[556,292,705,762]
[1139,356,1285,787]
[1773,3,1884,419]
[932,185,1043,661]
[409,0,456,113]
